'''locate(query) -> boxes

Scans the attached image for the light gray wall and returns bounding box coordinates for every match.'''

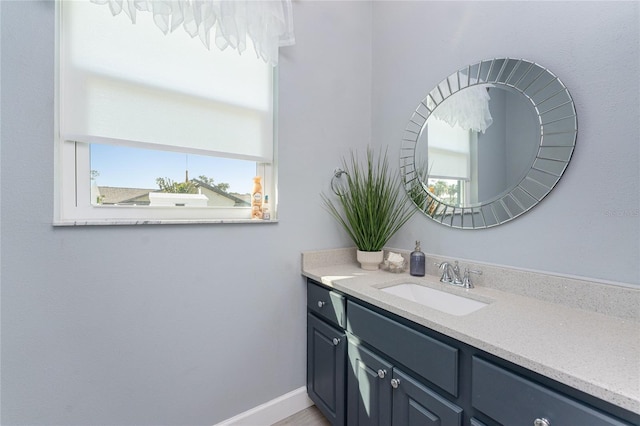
[478,88,507,201]
[2,1,638,425]
[476,88,537,201]
[373,1,640,285]
[1,1,370,424]
[505,90,539,185]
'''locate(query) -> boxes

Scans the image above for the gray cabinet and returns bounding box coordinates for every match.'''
[392,368,463,426]
[472,357,632,426]
[306,282,347,425]
[307,280,346,328]
[306,279,639,426]
[347,339,392,426]
[307,313,346,426]
[347,339,462,426]
[347,300,459,397]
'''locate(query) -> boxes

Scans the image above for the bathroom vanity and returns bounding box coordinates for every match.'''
[303,249,640,426]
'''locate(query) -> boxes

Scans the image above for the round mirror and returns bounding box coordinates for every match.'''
[401,58,577,229]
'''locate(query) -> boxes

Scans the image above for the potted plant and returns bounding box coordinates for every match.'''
[321,147,416,270]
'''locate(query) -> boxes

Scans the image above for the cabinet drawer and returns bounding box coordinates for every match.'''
[347,300,459,397]
[307,281,346,328]
[472,357,631,426]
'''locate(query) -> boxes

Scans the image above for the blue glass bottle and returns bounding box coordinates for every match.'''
[410,241,425,277]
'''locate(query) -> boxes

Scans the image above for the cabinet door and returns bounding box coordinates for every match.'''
[347,339,393,426]
[391,369,463,426]
[307,313,346,426]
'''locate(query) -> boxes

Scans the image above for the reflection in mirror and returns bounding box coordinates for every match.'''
[401,58,577,229]
[416,86,539,209]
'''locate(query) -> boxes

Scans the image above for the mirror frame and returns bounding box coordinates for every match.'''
[401,58,577,229]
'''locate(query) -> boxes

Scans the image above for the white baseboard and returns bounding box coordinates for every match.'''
[214,386,314,426]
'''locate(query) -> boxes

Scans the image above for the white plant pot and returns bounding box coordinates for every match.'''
[357,250,384,271]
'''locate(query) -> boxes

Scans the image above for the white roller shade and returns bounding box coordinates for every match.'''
[427,117,471,180]
[59,1,274,161]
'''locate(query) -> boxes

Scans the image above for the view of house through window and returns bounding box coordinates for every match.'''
[90,144,257,208]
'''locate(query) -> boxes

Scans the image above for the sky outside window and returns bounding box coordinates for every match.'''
[90,144,256,195]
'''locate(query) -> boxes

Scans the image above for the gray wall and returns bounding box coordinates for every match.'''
[373,1,639,285]
[478,88,507,202]
[1,1,369,424]
[476,88,538,202]
[2,1,638,425]
[505,90,539,185]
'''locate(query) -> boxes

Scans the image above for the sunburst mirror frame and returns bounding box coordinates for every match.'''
[401,58,577,229]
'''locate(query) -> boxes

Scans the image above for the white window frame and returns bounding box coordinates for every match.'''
[55,141,277,225]
[53,2,278,226]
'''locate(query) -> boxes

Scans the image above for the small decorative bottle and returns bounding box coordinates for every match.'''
[410,241,425,277]
[251,177,263,219]
[262,195,271,220]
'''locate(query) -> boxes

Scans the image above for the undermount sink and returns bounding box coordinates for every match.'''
[381,283,488,316]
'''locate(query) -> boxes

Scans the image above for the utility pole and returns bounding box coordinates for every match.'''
[185,154,189,183]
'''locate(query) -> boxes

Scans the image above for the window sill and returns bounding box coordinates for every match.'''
[53,219,279,226]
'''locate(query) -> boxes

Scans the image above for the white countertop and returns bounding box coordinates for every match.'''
[301,251,640,415]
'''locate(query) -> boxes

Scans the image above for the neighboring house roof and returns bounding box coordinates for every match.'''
[97,186,158,205]
[192,179,251,207]
[97,182,251,207]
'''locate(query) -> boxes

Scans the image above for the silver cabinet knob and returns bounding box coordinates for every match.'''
[332,337,340,346]
[317,301,325,308]
[390,378,400,389]
[377,369,387,379]
[534,419,550,426]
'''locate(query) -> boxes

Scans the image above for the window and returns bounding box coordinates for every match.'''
[424,117,473,206]
[54,1,277,225]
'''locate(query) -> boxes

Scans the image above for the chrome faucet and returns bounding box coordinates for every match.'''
[437,261,482,289]
[438,261,463,285]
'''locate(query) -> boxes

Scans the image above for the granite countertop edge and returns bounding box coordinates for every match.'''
[301,256,640,415]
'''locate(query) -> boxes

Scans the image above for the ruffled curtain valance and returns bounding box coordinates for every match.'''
[91,0,295,66]
[428,83,493,134]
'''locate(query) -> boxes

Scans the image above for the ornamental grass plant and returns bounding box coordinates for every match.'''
[321,147,416,252]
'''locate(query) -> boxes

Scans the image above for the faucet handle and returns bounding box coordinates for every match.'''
[452,261,462,284]
[437,262,451,282]
[462,268,482,289]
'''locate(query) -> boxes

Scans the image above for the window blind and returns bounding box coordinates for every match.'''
[59,1,274,162]
[426,117,471,180]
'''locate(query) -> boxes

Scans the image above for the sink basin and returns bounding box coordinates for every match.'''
[381,283,487,316]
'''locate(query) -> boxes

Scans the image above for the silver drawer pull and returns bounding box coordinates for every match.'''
[317,301,326,308]
[390,378,400,389]
[332,337,340,346]
[534,419,550,426]
[377,369,386,379]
